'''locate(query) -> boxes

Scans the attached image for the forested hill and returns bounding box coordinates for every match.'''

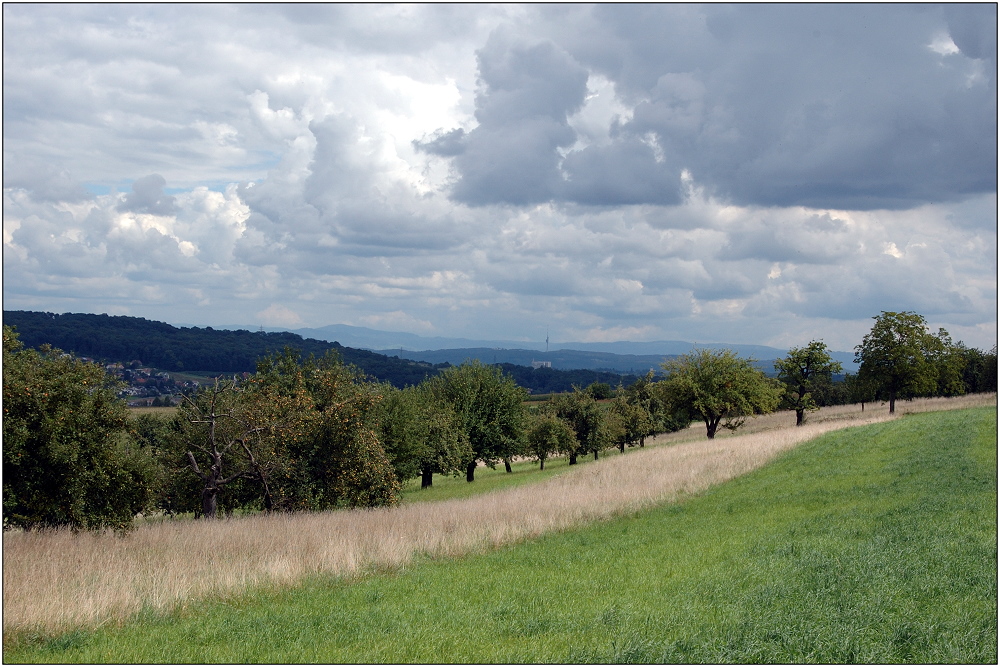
[2,311,442,388]
[2,311,637,392]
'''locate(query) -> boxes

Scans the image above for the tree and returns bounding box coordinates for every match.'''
[168,349,400,516]
[587,382,614,400]
[843,372,877,411]
[621,371,669,445]
[551,387,603,464]
[959,344,998,394]
[3,326,159,531]
[378,384,471,488]
[423,361,526,482]
[174,378,273,519]
[610,393,652,452]
[525,412,576,470]
[854,311,949,413]
[659,349,783,439]
[594,406,626,459]
[928,329,968,398]
[775,341,844,426]
[290,352,401,509]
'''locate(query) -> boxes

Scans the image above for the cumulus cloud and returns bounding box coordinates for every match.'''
[118,174,177,216]
[2,4,995,351]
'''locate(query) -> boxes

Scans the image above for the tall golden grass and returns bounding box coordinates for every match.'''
[4,393,995,637]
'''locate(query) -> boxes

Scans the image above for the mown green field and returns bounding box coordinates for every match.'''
[7,407,996,663]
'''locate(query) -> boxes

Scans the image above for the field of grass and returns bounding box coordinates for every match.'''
[5,402,995,663]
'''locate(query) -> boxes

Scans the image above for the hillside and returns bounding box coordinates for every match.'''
[2,311,636,392]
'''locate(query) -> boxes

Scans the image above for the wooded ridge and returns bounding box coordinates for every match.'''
[1,311,636,392]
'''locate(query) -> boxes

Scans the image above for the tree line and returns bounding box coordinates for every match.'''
[3,311,995,532]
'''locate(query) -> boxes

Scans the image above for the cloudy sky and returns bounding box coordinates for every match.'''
[3,3,996,352]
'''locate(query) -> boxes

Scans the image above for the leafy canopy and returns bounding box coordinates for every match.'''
[660,348,783,439]
[3,326,159,531]
[775,341,843,425]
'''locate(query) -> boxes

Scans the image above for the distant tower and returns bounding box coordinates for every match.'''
[546,328,549,354]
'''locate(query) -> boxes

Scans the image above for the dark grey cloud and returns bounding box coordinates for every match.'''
[560,136,682,206]
[2,157,92,203]
[118,174,177,216]
[423,4,995,211]
[414,128,466,157]
[945,3,998,63]
[419,27,589,206]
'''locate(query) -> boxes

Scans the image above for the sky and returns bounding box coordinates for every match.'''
[3,3,997,353]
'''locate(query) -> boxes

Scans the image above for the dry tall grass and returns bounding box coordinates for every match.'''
[4,393,994,637]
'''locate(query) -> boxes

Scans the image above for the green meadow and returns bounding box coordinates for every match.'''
[7,407,996,663]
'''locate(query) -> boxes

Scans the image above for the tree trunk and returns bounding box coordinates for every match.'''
[639,435,645,447]
[593,449,599,461]
[539,458,545,471]
[706,420,719,439]
[466,460,477,482]
[201,485,218,519]
[504,457,512,473]
[569,452,578,465]
[889,390,896,414]
[795,408,805,426]
[421,468,433,488]
[618,442,625,453]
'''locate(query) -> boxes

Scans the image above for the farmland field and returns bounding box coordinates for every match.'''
[4,399,996,663]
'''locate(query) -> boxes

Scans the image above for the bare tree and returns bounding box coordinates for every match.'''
[180,378,271,518]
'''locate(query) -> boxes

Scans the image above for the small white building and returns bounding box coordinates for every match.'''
[531,360,552,369]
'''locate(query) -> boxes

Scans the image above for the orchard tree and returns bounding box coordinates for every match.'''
[775,341,844,426]
[843,372,877,411]
[3,326,159,531]
[854,311,958,413]
[609,394,652,452]
[169,349,400,516]
[425,361,526,482]
[551,387,603,464]
[659,349,783,439]
[379,384,472,488]
[525,412,576,470]
[297,354,401,508]
[175,378,277,519]
[594,406,626,459]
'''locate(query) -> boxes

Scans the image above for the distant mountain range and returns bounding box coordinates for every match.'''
[215,322,859,373]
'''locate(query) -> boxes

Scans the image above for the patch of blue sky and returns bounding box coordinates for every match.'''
[83,183,112,196]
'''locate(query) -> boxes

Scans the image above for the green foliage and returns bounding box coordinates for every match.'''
[609,393,653,451]
[2,326,159,531]
[550,387,604,463]
[261,350,401,510]
[378,385,472,487]
[855,311,968,412]
[424,361,527,481]
[525,412,577,470]
[660,349,783,439]
[158,349,401,516]
[775,340,844,425]
[959,344,998,394]
[586,382,614,400]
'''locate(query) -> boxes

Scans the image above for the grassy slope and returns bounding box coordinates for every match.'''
[8,407,996,663]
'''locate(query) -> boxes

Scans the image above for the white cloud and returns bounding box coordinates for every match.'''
[256,304,304,328]
[2,4,995,352]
